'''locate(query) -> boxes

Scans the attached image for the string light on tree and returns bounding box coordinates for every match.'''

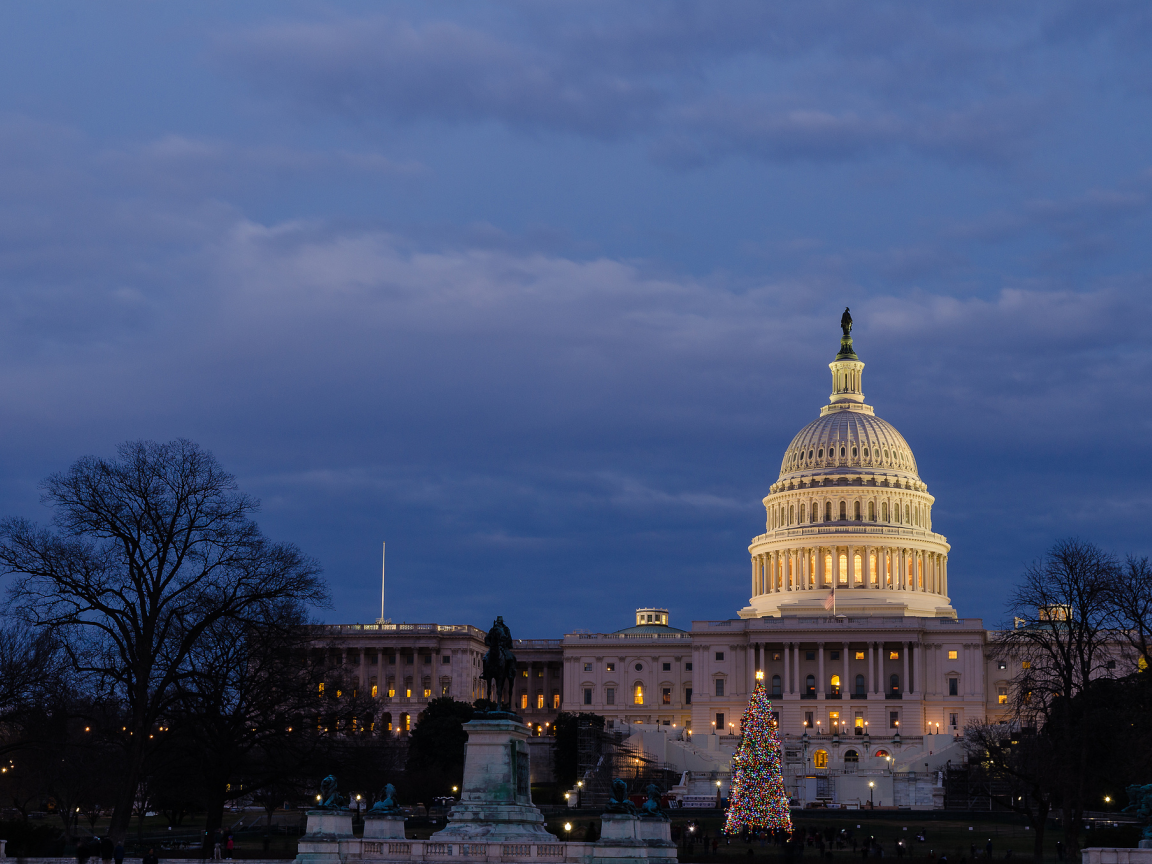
[722,671,793,836]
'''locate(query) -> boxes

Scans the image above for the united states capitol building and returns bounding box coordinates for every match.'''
[322,316,1011,808]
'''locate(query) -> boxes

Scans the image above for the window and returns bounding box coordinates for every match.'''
[998,661,1006,670]
[771,675,781,697]
[685,662,692,671]
[840,501,847,520]
[583,662,593,672]
[537,693,545,709]
[405,655,413,665]
[813,749,828,769]
[844,749,859,763]
[948,650,958,660]
[387,678,395,698]
[773,652,781,661]
[883,501,889,521]
[606,687,615,706]
[997,687,1008,704]
[855,651,865,660]
[806,651,815,661]
[868,501,875,521]
[634,684,644,705]
[423,654,432,665]
[828,710,840,732]
[804,711,813,728]
[874,749,889,758]
[805,674,816,696]
[825,501,832,521]
[1106,660,1117,670]
[949,713,958,727]
[371,684,378,698]
[715,712,725,731]
[830,674,841,697]
[948,678,958,696]
[855,674,866,696]
[553,692,561,709]
[663,662,671,671]
[520,693,528,710]
[840,446,846,458]
[522,669,529,677]
[890,651,899,660]
[715,679,725,697]
[890,674,900,694]
[854,711,864,734]
[388,654,397,665]
[662,688,671,705]
[818,448,824,458]
[318,682,325,696]
[405,679,412,698]
[854,501,861,521]
[1022,660,1031,669]
[889,712,899,729]
[715,652,725,661]
[831,650,840,660]
[685,687,692,704]
[771,711,779,727]
[606,662,615,672]
[635,663,643,671]
[442,655,451,664]
[583,688,592,705]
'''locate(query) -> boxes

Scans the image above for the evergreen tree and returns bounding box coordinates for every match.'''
[723,675,792,836]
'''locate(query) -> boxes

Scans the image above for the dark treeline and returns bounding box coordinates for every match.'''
[965,539,1152,864]
[0,440,409,852]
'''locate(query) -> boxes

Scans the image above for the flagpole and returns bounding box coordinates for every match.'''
[379,541,386,623]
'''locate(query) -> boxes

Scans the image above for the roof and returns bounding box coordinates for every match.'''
[613,623,687,635]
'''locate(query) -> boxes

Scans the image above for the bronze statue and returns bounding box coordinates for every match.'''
[841,307,853,337]
[481,616,517,711]
[604,777,637,814]
[369,783,401,814]
[316,775,347,810]
[639,783,665,819]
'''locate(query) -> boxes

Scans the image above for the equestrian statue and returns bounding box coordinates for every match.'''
[481,615,517,712]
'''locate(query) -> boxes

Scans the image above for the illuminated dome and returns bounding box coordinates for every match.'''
[740,314,954,619]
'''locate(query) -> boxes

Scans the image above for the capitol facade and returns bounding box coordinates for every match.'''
[320,315,1011,807]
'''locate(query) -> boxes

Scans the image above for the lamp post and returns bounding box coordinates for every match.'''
[716,779,723,809]
[868,781,874,809]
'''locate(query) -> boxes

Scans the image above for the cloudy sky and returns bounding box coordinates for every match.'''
[0,1,1149,637]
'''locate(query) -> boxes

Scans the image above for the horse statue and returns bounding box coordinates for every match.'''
[482,616,517,711]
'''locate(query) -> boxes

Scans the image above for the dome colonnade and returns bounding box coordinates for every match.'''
[741,319,954,619]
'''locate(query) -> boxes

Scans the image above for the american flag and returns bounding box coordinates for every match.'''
[823,585,835,611]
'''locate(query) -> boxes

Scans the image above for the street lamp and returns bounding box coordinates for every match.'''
[564,822,572,834]
[868,781,875,808]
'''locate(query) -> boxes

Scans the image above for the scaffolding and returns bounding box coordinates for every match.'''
[576,724,681,806]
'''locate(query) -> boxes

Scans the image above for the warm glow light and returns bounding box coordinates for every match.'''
[453,786,458,793]
[577,781,583,788]
[564,793,570,800]
[755,670,764,680]
[1105,796,1112,803]
[563,823,572,832]
[869,782,875,788]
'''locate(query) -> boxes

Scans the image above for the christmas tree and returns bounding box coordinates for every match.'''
[723,673,793,836]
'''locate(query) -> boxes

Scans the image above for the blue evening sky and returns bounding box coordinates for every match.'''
[0,2,1149,636]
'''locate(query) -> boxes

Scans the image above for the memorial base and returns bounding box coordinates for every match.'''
[592,814,676,864]
[296,811,355,864]
[363,813,407,840]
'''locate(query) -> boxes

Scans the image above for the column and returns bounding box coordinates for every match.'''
[832,547,840,588]
[943,557,948,597]
[867,642,874,695]
[802,548,809,589]
[874,641,882,694]
[902,642,910,695]
[842,642,850,698]
[793,641,800,694]
[783,643,790,694]
[916,641,924,694]
[818,642,826,698]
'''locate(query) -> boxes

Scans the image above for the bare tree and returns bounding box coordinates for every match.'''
[991,538,1118,861]
[0,439,328,842]
[965,722,1055,864]
[1110,555,1152,668]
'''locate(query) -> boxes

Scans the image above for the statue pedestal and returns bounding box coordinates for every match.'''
[594,815,675,864]
[430,717,553,843]
[363,813,407,840]
[297,811,354,864]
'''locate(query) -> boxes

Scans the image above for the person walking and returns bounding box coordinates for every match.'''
[114,841,125,864]
[225,833,234,860]
[212,830,223,861]
[986,840,993,859]
[99,836,114,864]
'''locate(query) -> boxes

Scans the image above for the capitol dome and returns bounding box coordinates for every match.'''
[740,312,954,620]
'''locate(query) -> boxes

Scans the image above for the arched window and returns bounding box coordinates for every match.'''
[905,504,911,523]
[868,501,875,521]
[818,447,824,458]
[805,675,816,697]
[852,446,858,458]
[772,675,782,697]
[813,749,828,769]
[400,712,410,736]
[854,501,861,521]
[789,505,794,525]
[854,552,863,585]
[634,684,644,705]
[840,446,846,458]
[808,449,813,461]
[825,501,832,521]
[843,749,859,763]
[839,501,847,520]
[830,674,841,697]
[890,674,900,694]
[839,552,848,584]
[883,501,889,522]
[382,712,393,734]
[855,674,865,696]
[873,749,890,759]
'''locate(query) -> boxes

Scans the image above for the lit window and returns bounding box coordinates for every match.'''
[537,693,545,709]
[890,651,899,660]
[423,687,431,698]
[997,687,1008,705]
[371,684,378,698]
[830,674,841,696]
[634,684,644,705]
[948,650,958,660]
[606,662,615,671]
[318,682,325,696]
[553,692,560,709]
[998,661,1006,670]
[662,688,671,705]
[855,651,864,660]
[814,750,828,769]
[405,685,412,698]
[520,693,528,710]
[1022,661,1031,669]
